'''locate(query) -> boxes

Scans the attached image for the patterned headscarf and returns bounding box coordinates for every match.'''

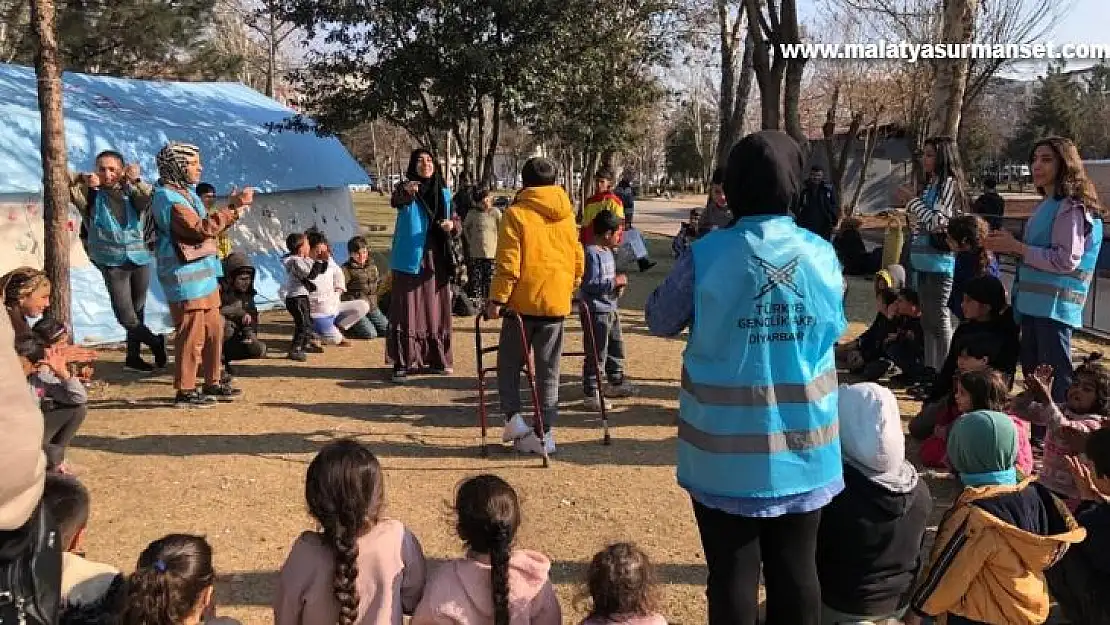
[156,142,200,187]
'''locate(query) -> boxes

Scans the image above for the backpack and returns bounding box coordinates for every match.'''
[0,502,63,625]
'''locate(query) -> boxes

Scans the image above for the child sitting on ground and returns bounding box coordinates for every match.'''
[1045,426,1110,625]
[412,474,561,625]
[220,252,267,378]
[307,232,368,347]
[836,266,905,373]
[462,187,501,302]
[33,317,95,384]
[487,157,584,456]
[817,383,931,625]
[275,439,426,625]
[919,367,1033,475]
[340,236,390,340]
[579,543,665,625]
[905,410,1086,625]
[580,209,635,411]
[1012,354,1110,507]
[42,473,121,611]
[16,335,87,473]
[282,232,328,361]
[861,287,924,382]
[121,534,240,625]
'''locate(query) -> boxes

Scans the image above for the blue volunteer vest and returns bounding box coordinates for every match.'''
[151,185,222,304]
[909,184,956,275]
[1014,197,1103,329]
[86,191,153,267]
[678,215,847,499]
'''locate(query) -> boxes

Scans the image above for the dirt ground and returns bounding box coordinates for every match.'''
[69,194,1103,624]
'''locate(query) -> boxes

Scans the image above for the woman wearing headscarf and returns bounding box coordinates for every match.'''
[388,149,455,382]
[645,131,847,625]
[906,410,1086,625]
[150,142,252,408]
[817,383,931,625]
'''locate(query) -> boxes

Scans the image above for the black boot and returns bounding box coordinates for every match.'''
[152,334,168,369]
[124,335,155,372]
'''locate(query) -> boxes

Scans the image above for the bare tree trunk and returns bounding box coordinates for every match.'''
[480,93,502,188]
[31,0,70,329]
[475,98,486,184]
[847,115,883,217]
[929,0,980,137]
[715,2,752,167]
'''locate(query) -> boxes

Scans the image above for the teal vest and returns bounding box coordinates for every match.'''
[1014,197,1102,329]
[86,191,153,267]
[151,186,222,304]
[679,215,847,499]
[909,183,956,275]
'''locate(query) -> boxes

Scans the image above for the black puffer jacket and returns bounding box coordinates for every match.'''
[219,252,259,338]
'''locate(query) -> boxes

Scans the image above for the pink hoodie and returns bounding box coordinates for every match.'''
[579,614,667,625]
[274,519,426,625]
[410,549,561,625]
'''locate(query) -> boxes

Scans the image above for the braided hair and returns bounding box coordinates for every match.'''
[1,267,50,309]
[120,534,215,625]
[455,475,521,625]
[305,439,384,625]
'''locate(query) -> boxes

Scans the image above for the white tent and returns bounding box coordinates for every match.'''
[0,64,370,344]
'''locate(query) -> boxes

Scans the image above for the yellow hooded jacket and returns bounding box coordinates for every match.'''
[911,479,1086,625]
[489,186,584,318]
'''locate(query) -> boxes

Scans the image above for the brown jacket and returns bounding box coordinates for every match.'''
[169,195,239,310]
[0,310,46,530]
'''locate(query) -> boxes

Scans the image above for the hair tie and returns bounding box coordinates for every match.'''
[153,560,168,573]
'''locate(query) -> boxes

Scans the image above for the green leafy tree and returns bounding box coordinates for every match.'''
[1006,61,1082,160]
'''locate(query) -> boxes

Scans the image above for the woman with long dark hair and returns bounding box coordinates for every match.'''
[897,136,969,379]
[946,214,1000,322]
[388,149,455,382]
[986,136,1104,409]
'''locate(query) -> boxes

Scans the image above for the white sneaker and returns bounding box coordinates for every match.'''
[514,431,556,455]
[584,392,613,411]
[605,383,638,398]
[501,413,532,443]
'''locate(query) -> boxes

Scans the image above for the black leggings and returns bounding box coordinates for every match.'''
[693,500,822,625]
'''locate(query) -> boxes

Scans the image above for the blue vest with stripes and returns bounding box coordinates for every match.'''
[86,191,153,267]
[151,186,222,304]
[909,184,956,275]
[1014,197,1102,329]
[679,215,847,499]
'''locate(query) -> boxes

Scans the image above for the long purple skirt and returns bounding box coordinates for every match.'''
[387,247,453,371]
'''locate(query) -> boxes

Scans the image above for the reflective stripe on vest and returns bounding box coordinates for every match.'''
[908,183,955,275]
[151,186,221,303]
[87,193,153,267]
[1014,198,1102,328]
[678,217,846,499]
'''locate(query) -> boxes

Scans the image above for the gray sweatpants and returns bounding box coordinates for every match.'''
[498,316,564,433]
[917,271,954,371]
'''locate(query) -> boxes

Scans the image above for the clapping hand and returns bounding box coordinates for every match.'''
[1066,455,1109,503]
[1025,364,1055,404]
[41,346,71,380]
[230,186,255,214]
[124,162,141,183]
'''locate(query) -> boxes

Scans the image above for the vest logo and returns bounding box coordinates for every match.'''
[753,255,803,299]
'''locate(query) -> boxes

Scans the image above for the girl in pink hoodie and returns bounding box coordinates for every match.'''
[274,439,427,625]
[579,543,666,625]
[411,474,561,625]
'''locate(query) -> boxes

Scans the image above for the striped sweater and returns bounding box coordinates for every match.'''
[906,176,962,232]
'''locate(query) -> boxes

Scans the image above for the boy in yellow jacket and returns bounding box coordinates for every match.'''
[486,157,585,456]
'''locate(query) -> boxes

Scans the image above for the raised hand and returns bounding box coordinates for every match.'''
[1025,364,1054,403]
[1066,455,1108,503]
[41,346,71,379]
[124,162,141,182]
[230,186,255,209]
[85,173,101,189]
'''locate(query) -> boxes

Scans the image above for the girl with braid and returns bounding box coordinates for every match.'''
[274,439,426,625]
[412,475,560,625]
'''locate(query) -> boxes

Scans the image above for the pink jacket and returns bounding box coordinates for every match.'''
[1012,392,1108,499]
[579,614,667,625]
[274,519,426,625]
[411,550,561,625]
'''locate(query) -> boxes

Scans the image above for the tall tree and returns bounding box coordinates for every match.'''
[713,0,755,166]
[1005,62,1082,160]
[743,0,807,148]
[244,0,297,98]
[928,0,980,137]
[30,0,71,328]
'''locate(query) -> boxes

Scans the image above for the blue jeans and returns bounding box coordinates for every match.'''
[1021,315,1073,442]
[345,308,390,339]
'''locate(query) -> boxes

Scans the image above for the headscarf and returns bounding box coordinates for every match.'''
[947,410,1018,487]
[724,130,804,218]
[837,383,920,493]
[156,142,200,188]
[405,148,447,223]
